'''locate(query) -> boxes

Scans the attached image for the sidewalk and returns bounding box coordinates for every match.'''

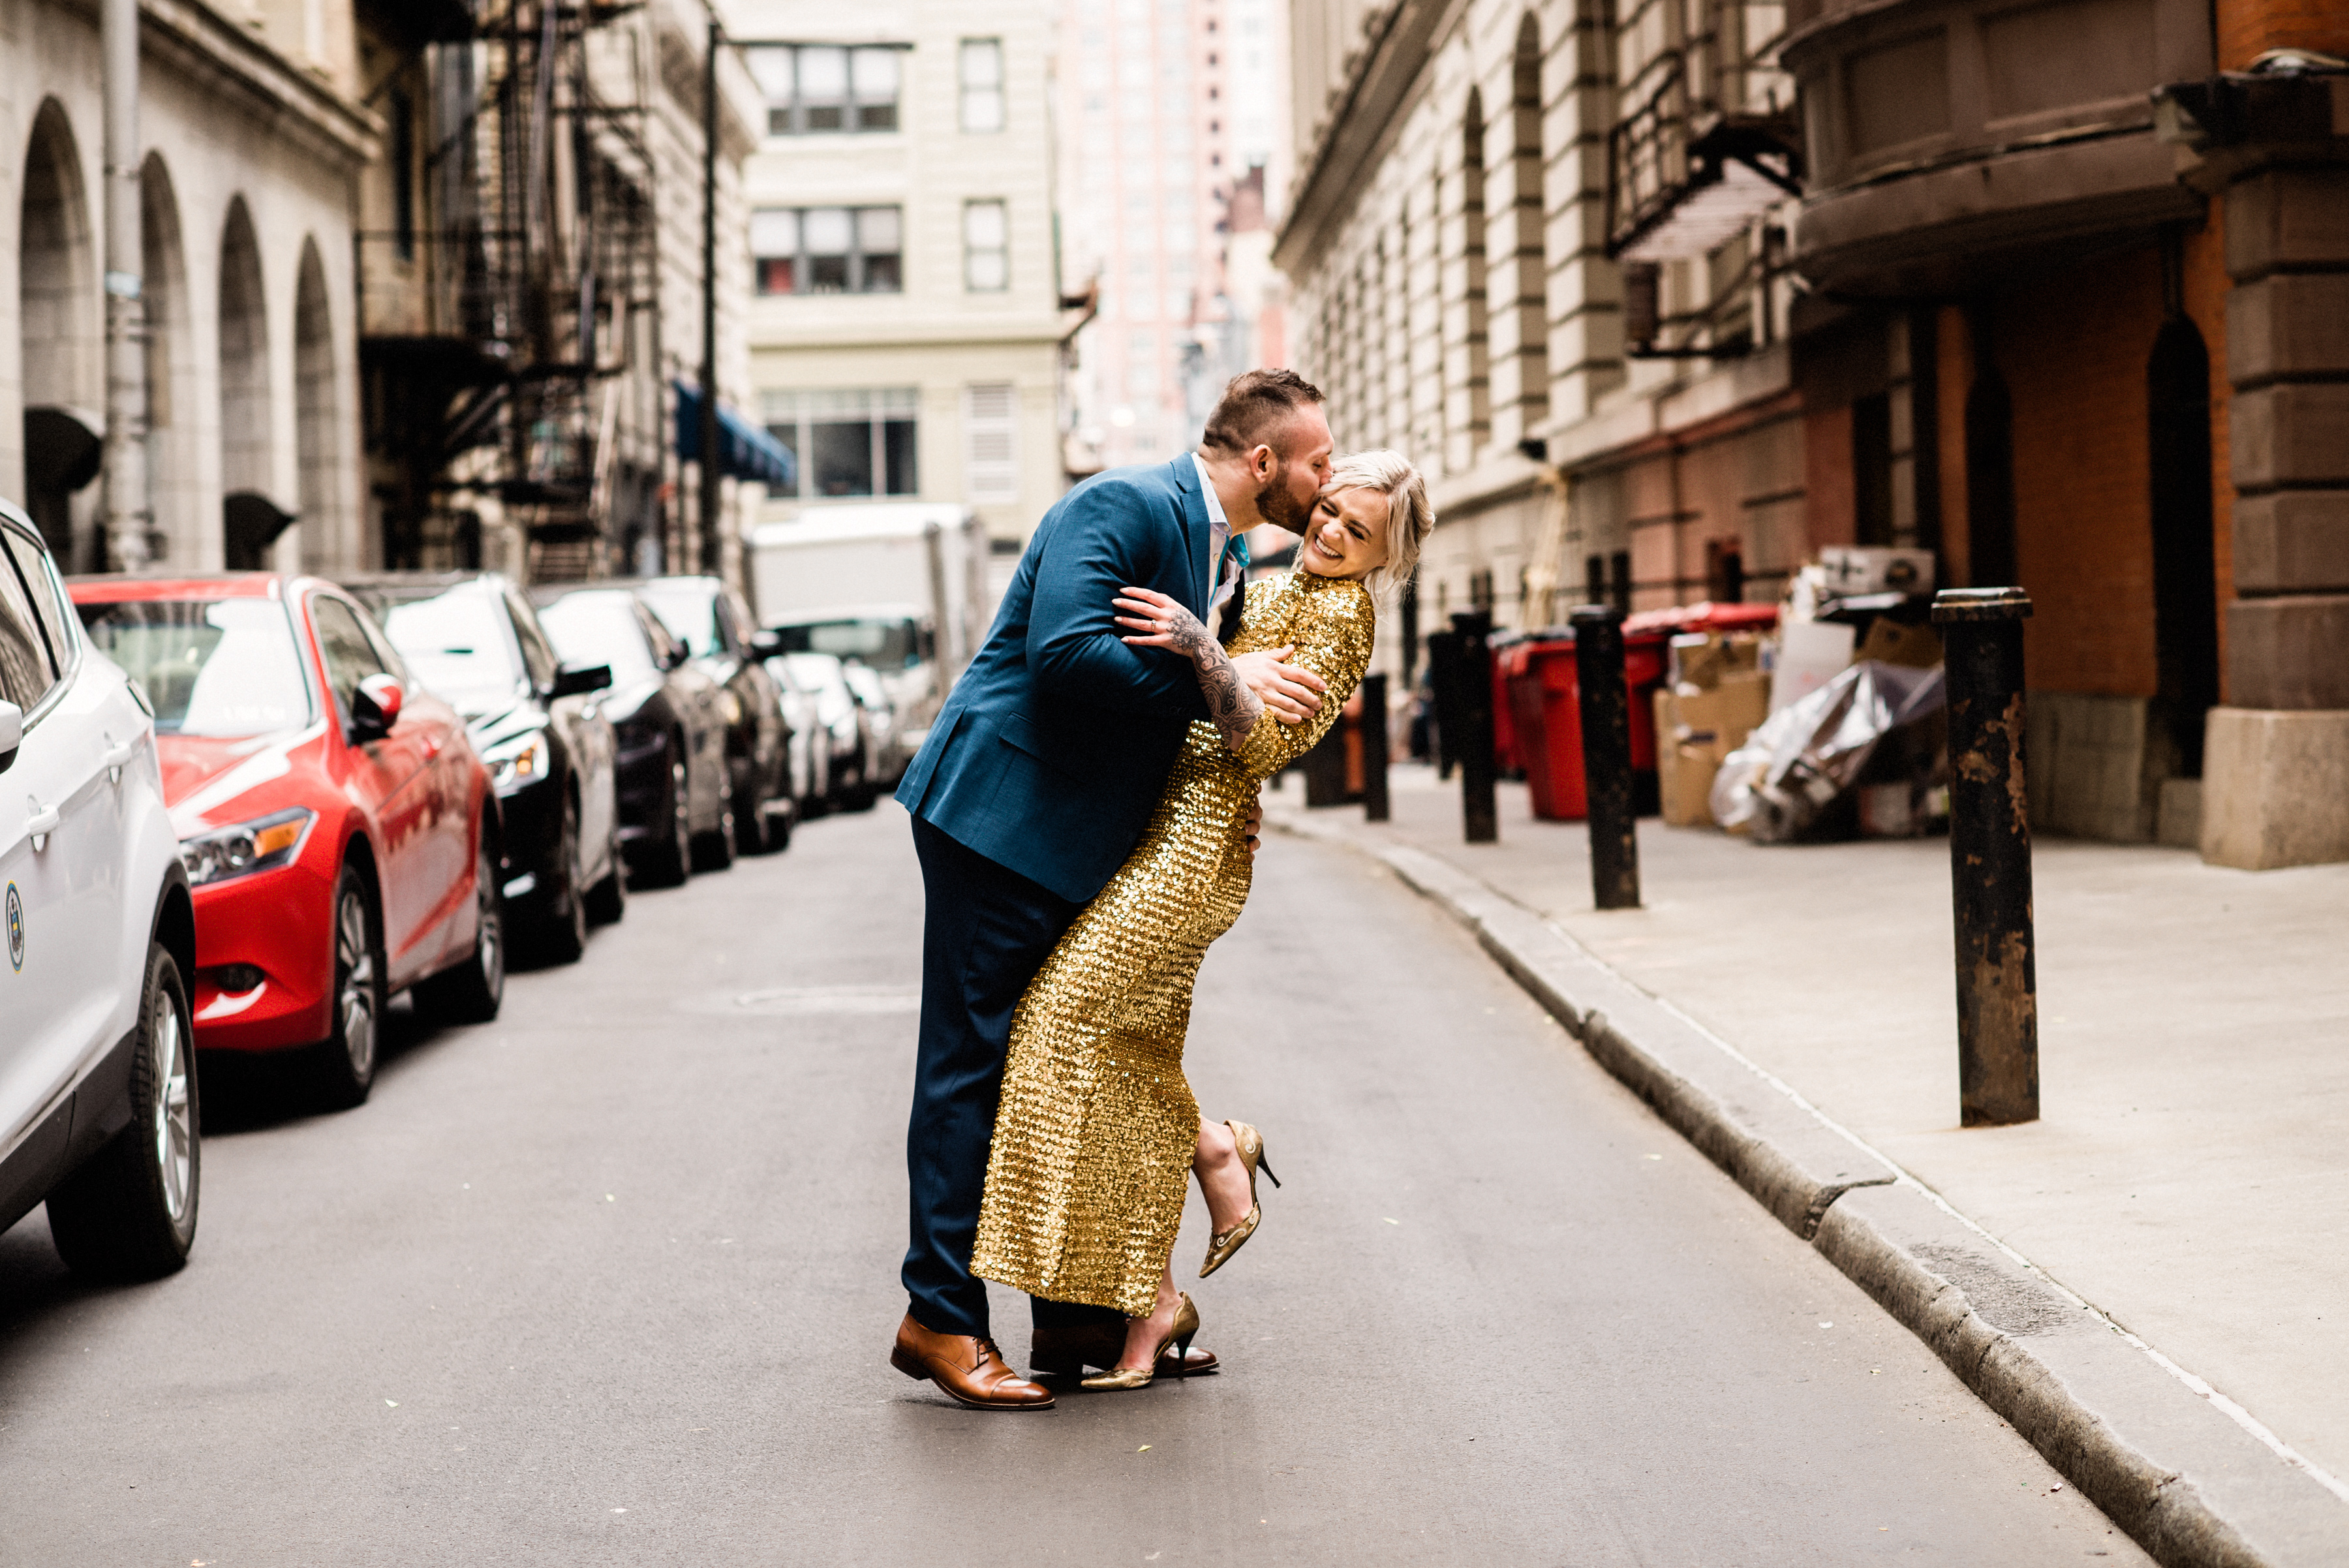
[1267,763,2349,1565]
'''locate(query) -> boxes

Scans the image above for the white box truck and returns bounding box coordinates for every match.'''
[745,502,994,748]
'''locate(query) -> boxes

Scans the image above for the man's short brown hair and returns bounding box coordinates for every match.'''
[1200,368,1327,457]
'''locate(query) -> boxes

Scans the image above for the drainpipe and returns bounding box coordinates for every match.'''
[100,0,147,572]
[698,11,722,577]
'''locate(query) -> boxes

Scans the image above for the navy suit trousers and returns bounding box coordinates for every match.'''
[904,814,1127,1339]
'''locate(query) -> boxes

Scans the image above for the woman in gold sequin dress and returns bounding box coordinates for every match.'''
[972,451,1434,1387]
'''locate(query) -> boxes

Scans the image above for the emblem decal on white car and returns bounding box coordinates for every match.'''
[5,882,21,972]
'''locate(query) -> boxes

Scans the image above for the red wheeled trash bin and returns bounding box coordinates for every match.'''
[1504,628,1670,820]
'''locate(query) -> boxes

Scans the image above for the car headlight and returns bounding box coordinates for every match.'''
[180,807,315,887]
[482,729,551,794]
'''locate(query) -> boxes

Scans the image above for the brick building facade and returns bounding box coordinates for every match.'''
[1278,0,2348,869]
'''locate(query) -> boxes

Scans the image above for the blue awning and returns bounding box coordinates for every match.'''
[674,380,796,490]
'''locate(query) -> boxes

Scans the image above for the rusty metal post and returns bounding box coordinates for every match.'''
[1452,612,1497,844]
[1359,671,1390,822]
[1934,587,2038,1126]
[1570,604,1640,909]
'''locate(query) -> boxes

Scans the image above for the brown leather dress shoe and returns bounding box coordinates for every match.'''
[1028,1321,1220,1379]
[890,1315,1056,1410]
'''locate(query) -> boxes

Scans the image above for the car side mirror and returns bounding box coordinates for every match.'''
[748,628,783,658]
[549,661,613,699]
[0,699,20,775]
[350,673,404,743]
[663,637,689,671]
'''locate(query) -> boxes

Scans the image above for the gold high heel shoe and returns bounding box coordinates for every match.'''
[1199,1119,1280,1278]
[1081,1293,1201,1391]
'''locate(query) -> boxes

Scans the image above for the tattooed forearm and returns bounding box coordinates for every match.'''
[1165,608,1263,752]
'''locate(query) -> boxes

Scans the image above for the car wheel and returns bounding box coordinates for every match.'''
[584,824,627,925]
[692,778,736,873]
[633,753,692,888]
[534,790,589,966]
[46,942,200,1281]
[729,774,766,857]
[313,863,387,1110]
[845,760,878,812]
[415,829,505,1025]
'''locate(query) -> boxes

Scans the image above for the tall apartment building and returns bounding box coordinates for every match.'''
[1280,0,2349,870]
[735,1,1073,551]
[1055,0,1291,478]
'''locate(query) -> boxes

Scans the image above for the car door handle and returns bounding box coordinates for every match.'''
[102,737,137,781]
[25,801,60,839]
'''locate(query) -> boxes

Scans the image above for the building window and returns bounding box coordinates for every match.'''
[964,200,1008,292]
[746,44,900,136]
[763,388,919,499]
[964,382,1019,502]
[752,206,902,295]
[960,39,1005,132]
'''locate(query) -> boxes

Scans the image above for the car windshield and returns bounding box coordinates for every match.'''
[78,598,313,736]
[639,583,720,658]
[784,653,844,694]
[538,592,657,683]
[380,591,521,709]
[781,617,918,668]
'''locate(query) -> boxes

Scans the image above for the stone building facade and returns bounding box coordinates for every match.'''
[1278,0,2349,869]
[737,0,1074,553]
[6,0,375,577]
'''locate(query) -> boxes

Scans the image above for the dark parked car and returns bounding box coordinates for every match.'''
[345,573,623,962]
[632,575,793,854]
[532,585,731,887]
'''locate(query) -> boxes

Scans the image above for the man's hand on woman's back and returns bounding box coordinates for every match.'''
[1231,644,1326,724]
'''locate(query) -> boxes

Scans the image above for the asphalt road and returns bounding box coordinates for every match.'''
[0,800,2151,1566]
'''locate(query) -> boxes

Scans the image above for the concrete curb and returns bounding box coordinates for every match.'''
[1271,804,2349,1568]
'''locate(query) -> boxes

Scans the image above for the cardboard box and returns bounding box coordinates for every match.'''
[1770,620,1855,714]
[1856,616,1944,669]
[1655,672,1771,827]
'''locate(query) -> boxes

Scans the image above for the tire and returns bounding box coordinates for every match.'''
[692,773,736,873]
[632,752,692,888]
[46,943,200,1281]
[414,829,505,1025]
[532,790,589,966]
[731,775,769,857]
[313,863,387,1110]
[583,826,627,925]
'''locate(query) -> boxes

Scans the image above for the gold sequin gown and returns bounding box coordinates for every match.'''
[971,570,1375,1317]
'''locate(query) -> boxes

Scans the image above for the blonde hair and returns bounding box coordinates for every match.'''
[1321,449,1434,603]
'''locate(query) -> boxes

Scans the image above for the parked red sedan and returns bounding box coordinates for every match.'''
[68,574,504,1107]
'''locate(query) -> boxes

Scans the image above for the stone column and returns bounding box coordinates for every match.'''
[2204,157,2349,869]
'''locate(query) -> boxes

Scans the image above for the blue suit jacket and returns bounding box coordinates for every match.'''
[896,455,1248,904]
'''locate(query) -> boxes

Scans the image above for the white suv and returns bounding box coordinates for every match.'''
[0,504,198,1279]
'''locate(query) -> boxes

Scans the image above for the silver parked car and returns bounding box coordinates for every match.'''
[840,660,908,790]
[775,651,875,812]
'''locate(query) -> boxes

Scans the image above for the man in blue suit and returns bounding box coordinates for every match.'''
[887,371,1334,1409]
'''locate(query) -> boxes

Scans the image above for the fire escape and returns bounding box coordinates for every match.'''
[1604,0,1802,357]
[360,0,660,581]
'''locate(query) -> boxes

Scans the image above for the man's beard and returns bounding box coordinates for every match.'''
[1254,469,1315,533]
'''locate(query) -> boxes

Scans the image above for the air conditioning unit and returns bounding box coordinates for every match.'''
[1819,546,1935,597]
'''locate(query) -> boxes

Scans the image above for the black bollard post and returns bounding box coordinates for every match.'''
[1425,628,1461,780]
[1569,604,1640,909]
[1933,587,2038,1127]
[1452,611,1497,844]
[1359,671,1390,822]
